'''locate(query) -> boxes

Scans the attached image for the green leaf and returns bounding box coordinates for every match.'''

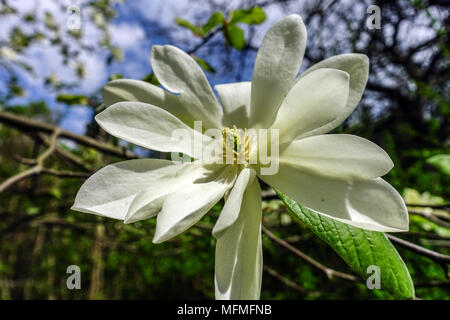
[427,154,450,176]
[275,189,415,299]
[226,25,245,50]
[201,12,224,35]
[142,73,160,86]
[109,73,123,81]
[56,94,88,105]
[193,57,216,73]
[175,18,201,36]
[229,7,266,25]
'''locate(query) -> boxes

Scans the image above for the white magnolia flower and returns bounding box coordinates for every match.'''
[72,14,408,300]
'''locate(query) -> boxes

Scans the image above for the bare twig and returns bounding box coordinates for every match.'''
[187,27,223,55]
[261,189,278,201]
[0,129,88,193]
[387,234,450,276]
[415,281,450,288]
[409,210,450,228]
[406,203,450,210]
[262,225,358,282]
[0,110,138,159]
[40,168,91,179]
[36,132,92,172]
[0,166,42,194]
[263,265,312,295]
[0,129,61,194]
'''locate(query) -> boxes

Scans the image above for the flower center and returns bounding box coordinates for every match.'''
[221,125,253,164]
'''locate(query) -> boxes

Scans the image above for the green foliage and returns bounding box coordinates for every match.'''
[193,57,216,73]
[175,7,266,51]
[276,189,415,299]
[201,12,225,35]
[175,18,202,36]
[229,7,266,25]
[142,73,160,86]
[225,25,245,50]
[427,154,450,176]
[56,94,89,106]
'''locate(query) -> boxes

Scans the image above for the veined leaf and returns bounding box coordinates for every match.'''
[202,12,224,35]
[230,7,266,25]
[275,189,415,299]
[226,25,245,50]
[175,18,201,36]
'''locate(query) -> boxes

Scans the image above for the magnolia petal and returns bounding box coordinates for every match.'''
[95,101,208,158]
[101,79,194,126]
[71,159,176,220]
[215,82,251,128]
[346,178,409,232]
[260,167,408,232]
[279,134,393,179]
[295,54,369,137]
[212,168,256,239]
[153,165,236,243]
[151,45,222,129]
[271,68,350,144]
[124,163,216,223]
[215,175,262,300]
[249,14,307,128]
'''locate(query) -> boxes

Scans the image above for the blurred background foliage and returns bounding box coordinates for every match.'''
[0,0,449,299]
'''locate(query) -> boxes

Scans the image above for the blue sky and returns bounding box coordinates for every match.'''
[1,0,439,137]
[0,0,289,136]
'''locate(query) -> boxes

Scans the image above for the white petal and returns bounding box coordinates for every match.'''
[295,54,369,136]
[153,165,236,243]
[71,159,176,220]
[124,162,216,223]
[95,101,209,158]
[249,14,307,128]
[347,178,409,232]
[215,81,251,128]
[215,175,262,300]
[101,79,194,126]
[212,168,256,238]
[279,134,393,179]
[271,68,350,143]
[260,166,408,232]
[151,45,222,129]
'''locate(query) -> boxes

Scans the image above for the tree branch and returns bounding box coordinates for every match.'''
[0,110,138,159]
[263,265,312,295]
[262,225,358,282]
[387,234,450,270]
[0,128,61,193]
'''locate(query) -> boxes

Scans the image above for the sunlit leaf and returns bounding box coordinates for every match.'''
[175,18,201,36]
[193,56,216,73]
[276,189,415,299]
[230,7,266,25]
[142,73,160,86]
[201,12,224,35]
[427,154,450,176]
[56,94,88,106]
[226,25,245,50]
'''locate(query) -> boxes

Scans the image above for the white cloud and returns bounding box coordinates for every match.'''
[110,23,145,49]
